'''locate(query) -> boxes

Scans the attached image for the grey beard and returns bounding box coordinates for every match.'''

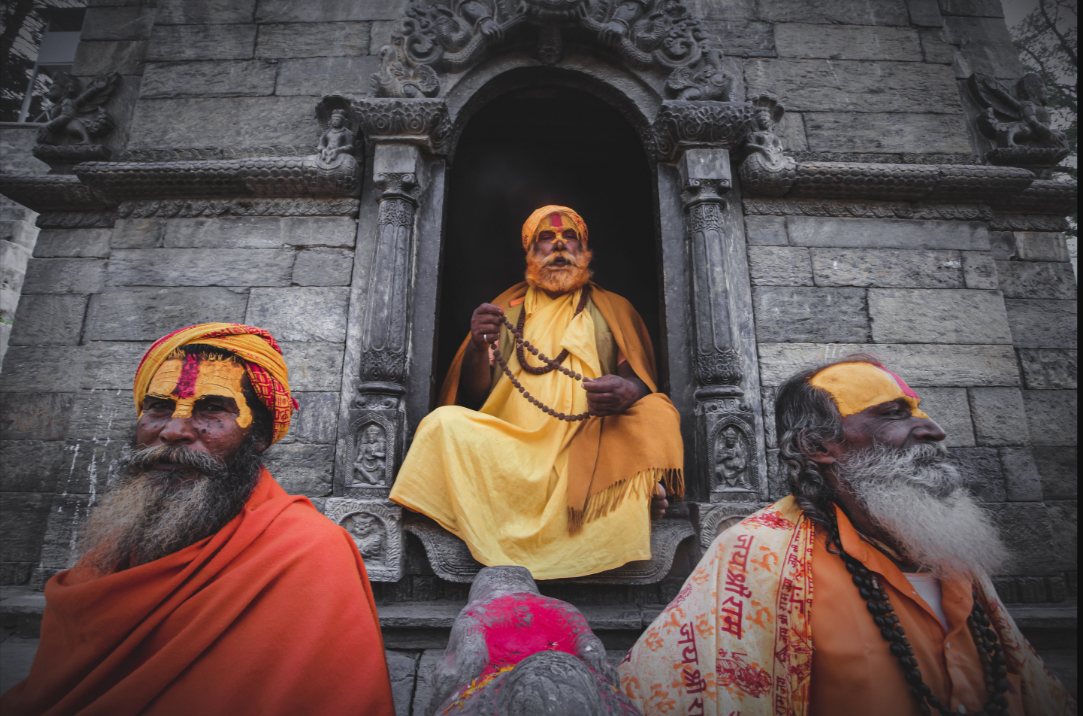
[833,442,1009,579]
[77,439,264,577]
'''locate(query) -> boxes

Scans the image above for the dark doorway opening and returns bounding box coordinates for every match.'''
[434,85,660,401]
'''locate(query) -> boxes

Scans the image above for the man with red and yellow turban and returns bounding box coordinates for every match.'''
[1,323,395,716]
[391,206,684,579]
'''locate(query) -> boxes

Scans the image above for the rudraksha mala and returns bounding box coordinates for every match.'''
[825,518,1011,716]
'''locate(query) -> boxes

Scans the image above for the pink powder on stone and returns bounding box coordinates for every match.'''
[172,354,201,398]
[472,595,584,678]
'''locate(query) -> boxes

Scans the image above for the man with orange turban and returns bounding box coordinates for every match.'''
[1,323,395,716]
[619,355,1075,716]
[391,206,684,579]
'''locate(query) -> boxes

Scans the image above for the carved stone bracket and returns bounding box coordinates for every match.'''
[323,499,404,582]
[966,72,1070,170]
[697,502,762,550]
[653,101,758,162]
[354,98,451,155]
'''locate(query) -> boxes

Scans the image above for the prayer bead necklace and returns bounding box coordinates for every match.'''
[825,519,1010,716]
[491,287,593,422]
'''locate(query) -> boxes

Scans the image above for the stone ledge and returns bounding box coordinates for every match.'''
[1004,600,1078,630]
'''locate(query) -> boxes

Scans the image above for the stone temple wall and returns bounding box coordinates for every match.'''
[0,0,1076,693]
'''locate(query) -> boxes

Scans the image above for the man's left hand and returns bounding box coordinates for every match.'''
[583,374,641,416]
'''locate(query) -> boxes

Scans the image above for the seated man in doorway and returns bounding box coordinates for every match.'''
[391,205,683,580]
[618,357,1074,716]
[1,324,395,716]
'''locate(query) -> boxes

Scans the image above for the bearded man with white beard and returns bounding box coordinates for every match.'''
[619,356,1075,716]
[391,205,683,579]
[1,323,395,716]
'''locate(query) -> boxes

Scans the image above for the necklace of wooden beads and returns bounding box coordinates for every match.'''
[491,287,593,423]
[825,517,1011,716]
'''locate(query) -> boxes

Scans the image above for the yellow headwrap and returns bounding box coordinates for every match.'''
[521,205,589,251]
[134,323,297,444]
[809,362,929,419]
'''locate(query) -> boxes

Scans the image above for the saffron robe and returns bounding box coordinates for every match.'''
[390,283,683,580]
[618,496,1076,716]
[0,469,395,716]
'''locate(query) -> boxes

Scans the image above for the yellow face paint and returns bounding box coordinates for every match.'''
[141,357,253,428]
[532,211,581,245]
[809,362,930,419]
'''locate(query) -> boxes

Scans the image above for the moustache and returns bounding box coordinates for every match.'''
[126,444,227,477]
[538,251,580,268]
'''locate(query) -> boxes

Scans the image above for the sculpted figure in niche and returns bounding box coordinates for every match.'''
[34,71,120,146]
[344,513,385,562]
[353,424,387,485]
[317,109,356,170]
[715,425,749,490]
[392,206,684,580]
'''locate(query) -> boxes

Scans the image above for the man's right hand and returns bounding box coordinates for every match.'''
[469,303,505,350]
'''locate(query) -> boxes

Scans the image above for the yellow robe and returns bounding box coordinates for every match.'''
[390,286,655,579]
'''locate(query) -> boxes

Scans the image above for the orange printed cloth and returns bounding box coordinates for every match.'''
[134,323,298,444]
[618,496,1077,716]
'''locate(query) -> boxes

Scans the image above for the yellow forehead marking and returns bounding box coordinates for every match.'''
[809,363,929,419]
[142,358,253,428]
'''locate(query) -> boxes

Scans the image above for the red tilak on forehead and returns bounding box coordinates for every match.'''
[549,212,563,227]
[172,354,200,398]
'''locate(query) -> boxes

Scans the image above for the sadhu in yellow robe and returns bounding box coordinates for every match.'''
[390,282,683,580]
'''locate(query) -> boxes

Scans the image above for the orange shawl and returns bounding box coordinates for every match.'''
[1,469,394,716]
[438,282,684,532]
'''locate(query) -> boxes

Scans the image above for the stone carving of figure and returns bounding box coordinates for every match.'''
[738,92,797,196]
[716,425,749,490]
[34,71,120,146]
[344,513,385,561]
[317,110,356,169]
[353,425,388,485]
[665,48,734,102]
[968,72,1069,151]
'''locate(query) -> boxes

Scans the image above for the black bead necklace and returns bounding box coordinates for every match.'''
[825,518,1011,716]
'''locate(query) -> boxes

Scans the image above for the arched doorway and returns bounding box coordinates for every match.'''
[433,84,662,398]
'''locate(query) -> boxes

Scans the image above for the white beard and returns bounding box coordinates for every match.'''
[833,443,1009,579]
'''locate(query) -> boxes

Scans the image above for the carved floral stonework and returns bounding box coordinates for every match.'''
[653,100,757,162]
[323,499,404,582]
[354,98,451,155]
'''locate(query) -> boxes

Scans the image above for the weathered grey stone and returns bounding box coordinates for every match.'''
[72,40,148,76]
[774,24,922,61]
[744,215,787,246]
[1012,233,1069,263]
[81,7,153,41]
[22,259,105,295]
[155,0,257,24]
[803,112,972,153]
[0,440,67,493]
[938,0,1003,16]
[256,0,403,22]
[0,347,85,392]
[1017,348,1077,390]
[278,392,339,444]
[0,392,75,440]
[987,502,1057,575]
[33,229,111,259]
[1021,390,1077,447]
[949,447,1005,502]
[274,56,381,96]
[81,341,153,390]
[256,23,370,58]
[278,342,344,392]
[1033,447,1076,500]
[918,27,955,63]
[747,247,813,286]
[942,16,1024,78]
[775,111,808,151]
[967,387,1029,446]
[245,288,349,342]
[745,59,961,113]
[988,231,1015,260]
[262,443,333,497]
[1044,501,1076,571]
[0,494,52,563]
[868,288,1012,344]
[906,0,944,25]
[9,294,89,346]
[995,261,1076,299]
[111,219,163,249]
[386,650,418,716]
[67,389,135,441]
[0,219,39,250]
[146,24,257,62]
[912,387,974,446]
[163,216,358,249]
[699,19,775,57]
[787,217,989,251]
[753,287,870,342]
[85,288,249,340]
[412,650,446,716]
[1004,299,1076,348]
[128,97,318,149]
[58,436,130,496]
[812,249,963,288]
[757,0,909,24]
[757,343,1020,386]
[961,251,998,289]
[998,447,1042,501]
[292,248,354,286]
[107,249,295,287]
[140,60,277,99]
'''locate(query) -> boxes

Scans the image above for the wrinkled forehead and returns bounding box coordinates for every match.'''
[534,212,580,239]
[808,362,928,418]
[146,356,247,399]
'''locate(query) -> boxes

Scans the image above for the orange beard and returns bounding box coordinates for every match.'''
[525,247,593,294]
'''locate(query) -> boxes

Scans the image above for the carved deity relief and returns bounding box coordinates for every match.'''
[967,72,1070,169]
[343,512,387,563]
[737,92,797,197]
[352,423,389,486]
[33,71,121,165]
[715,424,751,490]
[324,500,404,581]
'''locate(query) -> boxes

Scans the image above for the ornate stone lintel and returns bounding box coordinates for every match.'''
[354,98,451,156]
[323,499,404,581]
[654,101,758,162]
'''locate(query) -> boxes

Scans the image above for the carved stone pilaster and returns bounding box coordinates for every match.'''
[353,98,451,155]
[653,100,758,162]
[324,499,404,581]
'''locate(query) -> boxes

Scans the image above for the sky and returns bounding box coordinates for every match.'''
[1000,0,1042,27]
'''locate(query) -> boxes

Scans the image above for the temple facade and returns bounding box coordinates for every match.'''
[0,0,1076,705]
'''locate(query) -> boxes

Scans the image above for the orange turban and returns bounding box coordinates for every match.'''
[521,205,589,250]
[134,323,298,444]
